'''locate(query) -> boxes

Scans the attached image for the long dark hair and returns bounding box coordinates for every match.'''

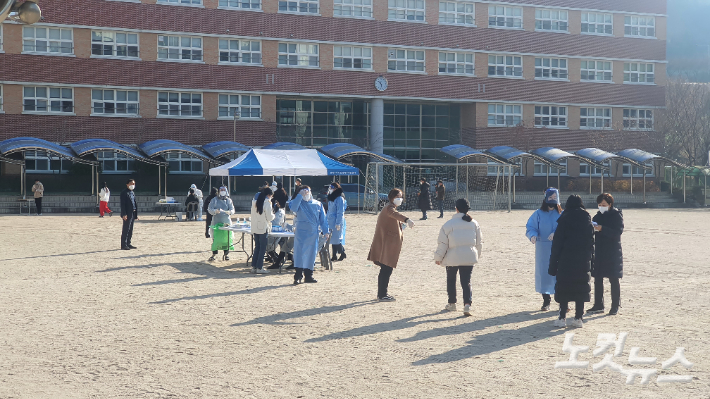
[455,198,472,222]
[565,194,585,210]
[272,197,281,213]
[328,182,344,202]
[540,200,562,214]
[256,188,273,215]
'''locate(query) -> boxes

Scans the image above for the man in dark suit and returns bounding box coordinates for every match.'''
[120,178,139,250]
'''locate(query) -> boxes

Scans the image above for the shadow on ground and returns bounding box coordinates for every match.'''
[231,300,379,327]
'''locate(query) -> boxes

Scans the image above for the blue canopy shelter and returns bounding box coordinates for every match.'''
[530,147,603,189]
[201,141,251,161]
[486,146,557,203]
[574,148,645,195]
[262,142,307,150]
[320,143,402,163]
[139,140,216,197]
[618,149,689,203]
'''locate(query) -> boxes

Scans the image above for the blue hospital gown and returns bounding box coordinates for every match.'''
[525,209,561,294]
[327,196,347,246]
[289,194,329,271]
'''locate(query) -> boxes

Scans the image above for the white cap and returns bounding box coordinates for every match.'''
[190,184,196,189]
[272,181,278,186]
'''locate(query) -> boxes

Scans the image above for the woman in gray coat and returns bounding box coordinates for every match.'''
[207,186,235,261]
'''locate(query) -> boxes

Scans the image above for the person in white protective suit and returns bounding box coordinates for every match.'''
[188,183,204,221]
[288,185,330,284]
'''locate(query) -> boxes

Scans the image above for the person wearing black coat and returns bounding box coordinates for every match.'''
[548,195,594,328]
[185,189,199,220]
[587,193,624,316]
[203,187,218,238]
[120,179,139,250]
[273,182,289,209]
[417,178,432,220]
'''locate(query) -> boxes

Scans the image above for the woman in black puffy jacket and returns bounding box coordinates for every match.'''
[587,193,624,316]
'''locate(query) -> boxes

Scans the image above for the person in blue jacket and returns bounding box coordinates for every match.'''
[288,185,330,284]
[525,187,562,311]
[327,182,348,262]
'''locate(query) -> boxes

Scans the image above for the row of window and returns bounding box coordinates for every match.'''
[487,104,653,130]
[145,0,659,38]
[23,150,204,174]
[489,159,655,177]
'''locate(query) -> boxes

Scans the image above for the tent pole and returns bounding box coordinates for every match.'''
[670,166,673,194]
[705,173,708,206]
[455,161,459,200]
[643,169,647,204]
[512,161,516,203]
[357,174,360,214]
[557,167,560,190]
[683,170,686,203]
[601,170,604,193]
[546,165,549,187]
[96,167,100,206]
[630,169,633,195]
[508,165,512,212]
[466,161,469,203]
[20,163,24,198]
[589,166,592,194]
[375,163,379,215]
[91,165,95,195]
[158,164,161,197]
[165,165,167,198]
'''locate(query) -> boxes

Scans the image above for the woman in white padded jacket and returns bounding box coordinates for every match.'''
[433,198,483,317]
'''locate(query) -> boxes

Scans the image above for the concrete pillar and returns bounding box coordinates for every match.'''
[370,98,384,153]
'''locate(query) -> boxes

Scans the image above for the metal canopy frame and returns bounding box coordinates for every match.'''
[320,143,402,163]
[574,147,647,195]
[617,148,690,203]
[262,142,307,150]
[529,147,607,190]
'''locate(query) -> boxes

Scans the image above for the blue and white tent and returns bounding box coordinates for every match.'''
[208,149,359,176]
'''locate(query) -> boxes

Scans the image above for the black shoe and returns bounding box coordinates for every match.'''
[378,295,396,302]
[331,254,338,262]
[208,255,216,262]
[127,245,137,249]
[205,234,210,239]
[285,265,295,270]
[267,263,281,270]
[419,217,427,220]
[109,211,113,217]
[541,304,551,311]
[587,304,605,314]
[304,278,318,283]
[121,246,130,250]
[223,255,230,261]
[99,215,104,218]
[338,253,347,261]
[608,306,619,315]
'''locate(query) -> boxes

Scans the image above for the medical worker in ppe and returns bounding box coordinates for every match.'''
[188,184,204,221]
[525,187,562,311]
[208,185,235,261]
[288,185,330,284]
[327,182,348,262]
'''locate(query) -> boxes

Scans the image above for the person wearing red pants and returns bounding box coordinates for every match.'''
[99,182,113,217]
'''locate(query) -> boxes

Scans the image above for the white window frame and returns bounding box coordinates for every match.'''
[580,107,612,130]
[157,0,203,6]
[334,0,373,19]
[534,57,568,80]
[623,109,653,131]
[534,160,566,176]
[166,153,204,174]
[22,26,73,55]
[218,38,262,65]
[581,12,613,36]
[488,5,522,29]
[91,31,139,59]
[488,54,522,78]
[157,91,203,118]
[387,48,425,73]
[388,0,425,22]
[622,162,654,177]
[278,42,319,68]
[487,103,522,127]
[157,35,203,62]
[579,161,609,177]
[623,62,655,84]
[24,150,72,174]
[624,15,655,38]
[580,60,613,83]
[23,86,74,114]
[535,9,568,32]
[439,1,475,26]
[438,51,475,75]
[218,0,261,10]
[279,0,319,14]
[218,94,262,119]
[334,46,373,70]
[97,151,136,173]
[91,89,140,117]
[534,105,567,128]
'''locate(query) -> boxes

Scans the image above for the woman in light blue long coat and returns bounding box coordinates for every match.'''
[288,185,330,285]
[327,182,348,262]
[525,188,562,311]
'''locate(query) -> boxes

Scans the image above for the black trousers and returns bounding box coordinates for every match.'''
[35,197,42,214]
[447,266,473,304]
[377,264,394,298]
[437,199,444,215]
[594,276,621,307]
[121,213,136,248]
[205,214,213,238]
[560,301,584,319]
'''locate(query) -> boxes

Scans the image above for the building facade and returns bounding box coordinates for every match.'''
[0,0,666,175]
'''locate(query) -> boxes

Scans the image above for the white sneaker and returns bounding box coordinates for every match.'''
[197,218,203,221]
[463,305,472,316]
[444,303,457,312]
[251,268,257,274]
[255,268,269,274]
[553,318,566,328]
[569,318,584,328]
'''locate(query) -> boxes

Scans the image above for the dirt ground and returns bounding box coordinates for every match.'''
[0,208,708,398]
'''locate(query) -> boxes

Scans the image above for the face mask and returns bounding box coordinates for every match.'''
[393,198,403,206]
[328,188,334,194]
[128,185,135,190]
[302,193,312,201]
[219,190,227,197]
[598,206,609,214]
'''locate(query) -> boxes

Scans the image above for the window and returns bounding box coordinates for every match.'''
[487,104,522,127]
[581,60,612,82]
[166,153,203,174]
[383,102,459,162]
[158,92,202,117]
[534,160,566,176]
[388,49,425,72]
[334,46,372,69]
[625,16,655,38]
[622,162,654,177]
[438,52,474,75]
[388,0,425,22]
[623,63,654,84]
[218,0,261,9]
[92,89,139,116]
[488,55,522,77]
[98,151,136,173]
[439,1,475,26]
[580,107,612,129]
[218,94,261,118]
[623,109,653,130]
[276,99,370,147]
[91,31,138,58]
[279,0,319,13]
[24,151,72,173]
[534,106,567,128]
[581,12,613,35]
[157,0,202,5]
[23,27,73,54]
[579,162,607,176]
[334,0,372,18]
[218,39,262,64]
[535,9,568,32]
[157,35,202,61]
[23,87,73,113]
[278,43,319,67]
[534,58,568,80]
[488,5,522,29]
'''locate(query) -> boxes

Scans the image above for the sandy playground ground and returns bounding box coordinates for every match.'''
[0,208,709,398]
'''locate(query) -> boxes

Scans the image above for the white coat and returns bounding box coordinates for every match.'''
[433,213,483,267]
[99,187,110,202]
[250,198,275,235]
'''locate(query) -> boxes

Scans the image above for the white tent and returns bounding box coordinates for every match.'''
[209,149,359,177]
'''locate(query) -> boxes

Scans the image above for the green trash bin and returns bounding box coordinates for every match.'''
[210,223,235,251]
